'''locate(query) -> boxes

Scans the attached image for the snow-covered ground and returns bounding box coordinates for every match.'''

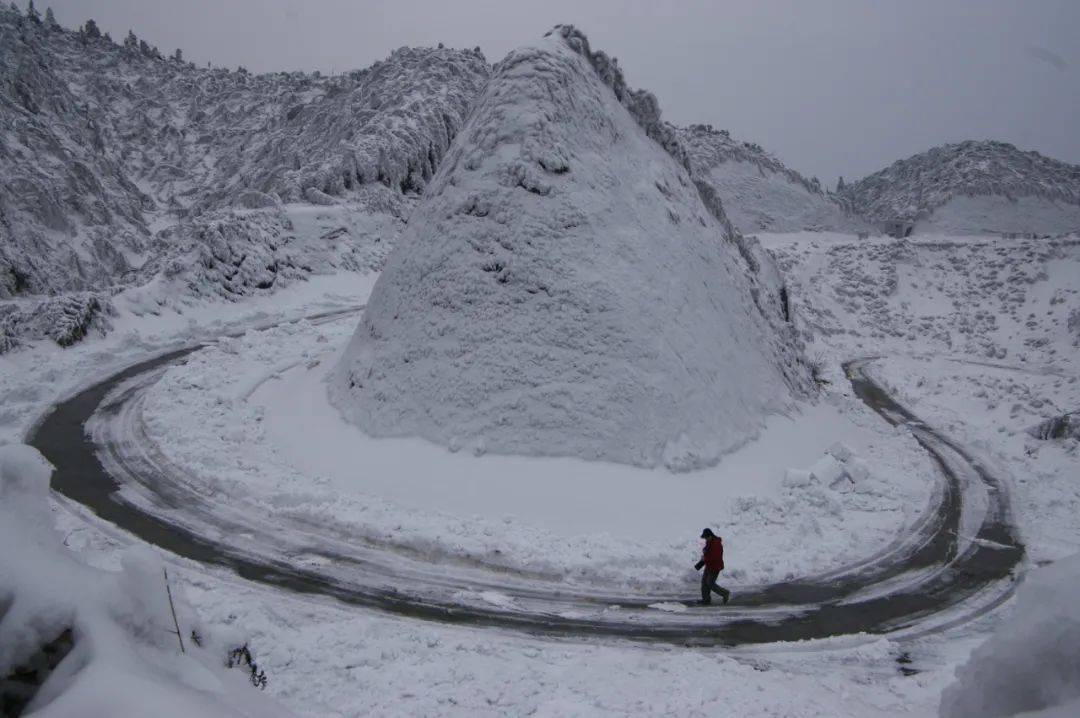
[0,272,372,447]
[919,195,1080,236]
[761,232,1079,559]
[869,355,1079,566]
[4,231,1078,716]
[134,313,932,588]
[50,502,955,717]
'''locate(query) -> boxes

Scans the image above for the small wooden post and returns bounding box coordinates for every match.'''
[163,567,186,654]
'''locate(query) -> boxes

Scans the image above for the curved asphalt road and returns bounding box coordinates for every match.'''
[26,324,1025,646]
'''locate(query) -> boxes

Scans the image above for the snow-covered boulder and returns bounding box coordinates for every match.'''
[786,444,870,493]
[940,553,1080,718]
[825,441,854,463]
[782,468,814,489]
[303,187,336,206]
[331,26,808,470]
[807,454,846,488]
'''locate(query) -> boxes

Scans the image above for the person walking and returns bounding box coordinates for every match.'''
[694,528,731,605]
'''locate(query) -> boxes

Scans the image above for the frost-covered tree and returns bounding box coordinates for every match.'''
[138,38,151,56]
[836,176,846,192]
[8,2,19,15]
[44,5,57,28]
[83,17,101,39]
[172,47,182,63]
[25,0,39,23]
[124,29,137,51]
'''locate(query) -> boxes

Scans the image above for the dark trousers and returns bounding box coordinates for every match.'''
[701,568,729,603]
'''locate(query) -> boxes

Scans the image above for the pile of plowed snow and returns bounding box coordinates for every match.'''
[331,26,808,471]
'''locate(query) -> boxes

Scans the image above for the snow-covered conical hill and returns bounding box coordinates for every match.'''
[0,6,488,299]
[331,26,809,471]
[842,140,1080,234]
[679,125,866,234]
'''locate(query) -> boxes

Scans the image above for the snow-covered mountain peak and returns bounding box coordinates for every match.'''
[330,28,808,471]
[842,139,1080,234]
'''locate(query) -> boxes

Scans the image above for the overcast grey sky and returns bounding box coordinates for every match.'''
[47,0,1079,186]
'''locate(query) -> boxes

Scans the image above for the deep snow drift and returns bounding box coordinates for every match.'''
[0,444,292,717]
[940,555,1080,718]
[331,27,808,470]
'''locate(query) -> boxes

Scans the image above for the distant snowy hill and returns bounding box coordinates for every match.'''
[331,26,809,471]
[842,140,1080,235]
[679,124,866,234]
[0,6,488,302]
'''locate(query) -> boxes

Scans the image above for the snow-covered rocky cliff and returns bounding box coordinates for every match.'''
[679,125,865,234]
[330,26,809,471]
[0,5,488,345]
[842,140,1080,235]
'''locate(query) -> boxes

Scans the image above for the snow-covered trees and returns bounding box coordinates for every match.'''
[0,8,488,310]
[24,0,39,23]
[0,293,113,353]
[843,140,1080,227]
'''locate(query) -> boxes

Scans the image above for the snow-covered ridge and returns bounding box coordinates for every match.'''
[0,5,489,300]
[548,25,736,235]
[331,28,810,470]
[842,140,1080,230]
[679,124,866,234]
[681,124,826,198]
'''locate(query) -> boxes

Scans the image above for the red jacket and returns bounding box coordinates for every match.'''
[701,537,724,572]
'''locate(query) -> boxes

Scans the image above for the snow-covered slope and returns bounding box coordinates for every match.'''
[679,125,865,234]
[0,444,294,718]
[842,140,1080,234]
[331,26,809,471]
[0,6,489,301]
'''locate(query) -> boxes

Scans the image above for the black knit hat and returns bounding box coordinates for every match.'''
[700,528,715,539]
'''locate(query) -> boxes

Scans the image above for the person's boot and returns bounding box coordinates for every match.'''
[698,598,712,605]
[720,588,731,605]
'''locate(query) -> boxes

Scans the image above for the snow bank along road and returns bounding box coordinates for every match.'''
[26,318,1025,646]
